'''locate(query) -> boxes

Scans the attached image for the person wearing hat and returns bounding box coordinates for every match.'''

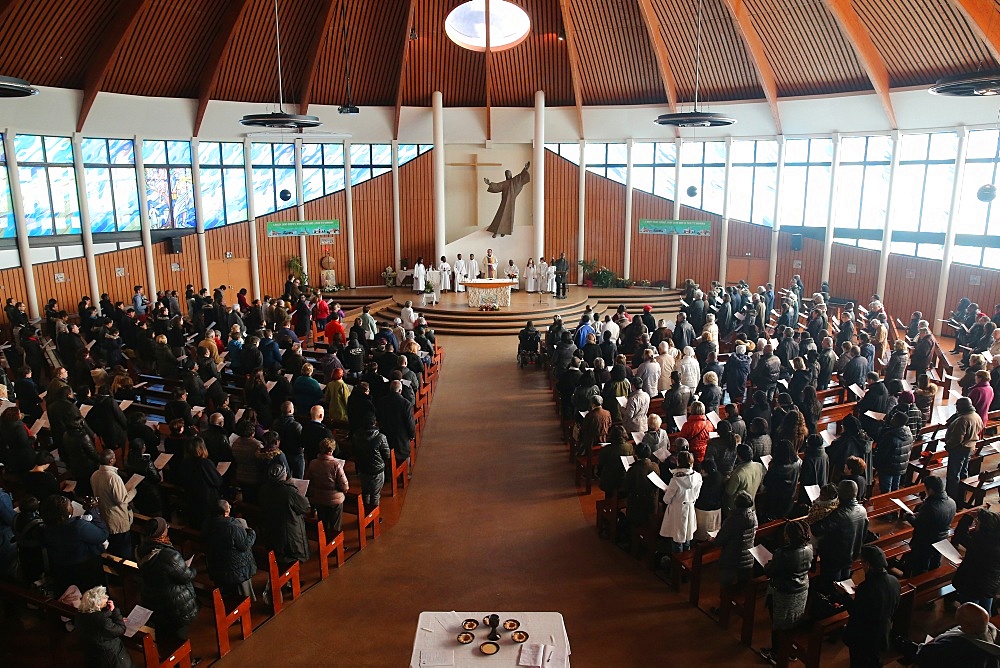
[902,475,956,576]
[945,396,985,499]
[842,545,900,667]
[812,480,869,596]
[136,516,199,649]
[872,410,913,493]
[258,460,310,576]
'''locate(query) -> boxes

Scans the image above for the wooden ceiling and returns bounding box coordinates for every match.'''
[0,0,996,135]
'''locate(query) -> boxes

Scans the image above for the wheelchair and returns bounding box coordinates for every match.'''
[517,332,542,368]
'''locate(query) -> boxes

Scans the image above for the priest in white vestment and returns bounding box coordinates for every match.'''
[485,249,499,279]
[468,254,480,281]
[505,259,520,291]
[525,259,538,292]
[438,256,452,292]
[453,254,468,292]
[537,259,548,293]
[412,257,426,293]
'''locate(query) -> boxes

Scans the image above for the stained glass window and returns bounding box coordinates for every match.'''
[14,134,81,235]
[142,140,195,229]
[0,135,15,239]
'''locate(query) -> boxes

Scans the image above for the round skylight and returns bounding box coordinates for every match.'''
[445,0,531,52]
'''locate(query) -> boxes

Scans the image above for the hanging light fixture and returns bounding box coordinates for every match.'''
[445,0,530,52]
[929,72,1000,97]
[241,0,321,129]
[0,76,38,98]
[655,0,734,128]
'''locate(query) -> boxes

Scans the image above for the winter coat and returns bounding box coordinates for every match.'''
[89,466,135,535]
[700,384,723,415]
[258,479,310,565]
[292,375,324,414]
[678,414,713,463]
[884,350,908,383]
[765,544,813,595]
[353,427,390,476]
[751,354,781,391]
[714,506,758,573]
[305,454,349,507]
[800,442,829,489]
[87,395,128,450]
[844,569,900,654]
[724,461,766,512]
[953,510,1000,599]
[812,499,869,570]
[872,425,913,476]
[762,460,800,521]
[945,408,984,454]
[746,433,772,462]
[659,468,702,542]
[76,606,134,668]
[723,353,751,399]
[136,541,198,626]
[908,493,957,555]
[375,392,416,459]
[203,515,257,587]
[679,354,700,391]
[621,459,661,527]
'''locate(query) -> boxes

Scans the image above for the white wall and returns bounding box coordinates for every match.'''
[2,85,999,144]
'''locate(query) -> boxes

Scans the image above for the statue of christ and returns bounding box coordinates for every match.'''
[483,162,531,238]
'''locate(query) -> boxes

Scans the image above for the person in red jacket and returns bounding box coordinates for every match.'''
[313,295,330,330]
[324,314,347,349]
[676,401,713,464]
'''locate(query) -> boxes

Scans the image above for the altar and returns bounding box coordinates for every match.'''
[461,279,519,308]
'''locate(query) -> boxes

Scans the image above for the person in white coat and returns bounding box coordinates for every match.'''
[412,257,426,293]
[679,346,700,392]
[468,254,480,281]
[453,254,467,293]
[656,341,677,395]
[537,258,548,293]
[524,259,538,292]
[544,259,557,294]
[623,376,651,433]
[437,256,452,292]
[505,259,519,290]
[659,450,703,552]
[400,301,418,331]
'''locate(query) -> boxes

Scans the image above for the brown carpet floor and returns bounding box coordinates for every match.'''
[220,335,759,667]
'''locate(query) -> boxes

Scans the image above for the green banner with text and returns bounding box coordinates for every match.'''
[266,220,341,237]
[638,219,711,236]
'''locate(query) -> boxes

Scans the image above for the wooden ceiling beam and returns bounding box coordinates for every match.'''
[76,0,152,133]
[721,0,782,133]
[822,0,897,128]
[298,0,339,117]
[635,0,677,112]
[557,0,585,138]
[193,0,252,136]
[947,0,1000,63]
[392,0,416,140]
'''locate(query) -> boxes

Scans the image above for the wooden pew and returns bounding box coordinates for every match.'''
[342,491,381,550]
[308,517,346,580]
[211,588,252,659]
[266,550,301,615]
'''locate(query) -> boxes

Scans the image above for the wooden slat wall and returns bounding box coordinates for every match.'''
[398,150,435,269]
[254,208,300,298]
[544,151,580,283]
[630,188,674,284]
[302,190,348,290]
[149,237,201,300]
[32,256,88,314]
[675,205,720,290]
[206,221,251,260]
[946,263,1000,321]
[583,170,625,276]
[884,254,941,323]
[827,243,878,303]
[0,267,27,326]
[727,219,771,261]
[94,244,148,304]
[351,172,394,286]
[775,231,823,295]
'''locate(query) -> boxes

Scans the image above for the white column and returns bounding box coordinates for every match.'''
[432,91,446,261]
[933,126,969,336]
[294,139,308,285]
[71,133,100,308]
[820,133,841,285]
[391,140,402,270]
[768,136,786,288]
[576,140,586,285]
[623,138,634,279]
[190,137,211,290]
[3,131,39,319]
[533,90,545,263]
[876,131,901,298]
[718,136,733,285]
[243,138,261,300]
[670,137,683,289]
[133,136,157,296]
[343,140,356,288]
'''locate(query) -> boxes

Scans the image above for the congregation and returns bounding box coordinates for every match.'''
[527,275,1000,667]
[0,277,442,666]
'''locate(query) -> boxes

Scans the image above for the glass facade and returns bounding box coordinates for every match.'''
[143,140,196,229]
[0,135,15,239]
[15,135,81,235]
[198,141,247,230]
[82,138,140,233]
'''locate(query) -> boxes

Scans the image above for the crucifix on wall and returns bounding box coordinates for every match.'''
[446,153,502,225]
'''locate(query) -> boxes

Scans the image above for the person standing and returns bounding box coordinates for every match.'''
[453,253,467,293]
[89,450,136,559]
[375,380,416,471]
[437,256,452,292]
[659,451,702,553]
[203,500,257,600]
[136,517,198,650]
[842,545,901,667]
[902,475,956,576]
[76,586,134,668]
[412,257,426,294]
[554,252,569,298]
[484,249,499,279]
[812,480,868,596]
[759,520,813,665]
[545,258,556,294]
[354,415,390,514]
[467,253,480,281]
[304,438,349,536]
[945,397,984,500]
[524,258,538,293]
[258,461,310,574]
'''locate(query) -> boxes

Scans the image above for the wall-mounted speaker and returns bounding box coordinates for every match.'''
[791,234,803,252]
[168,237,183,254]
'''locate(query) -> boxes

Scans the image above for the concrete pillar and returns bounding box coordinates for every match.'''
[768,136,786,288]
[623,138,634,279]
[243,138,261,300]
[3,131,39,318]
[432,91,446,261]
[189,137,211,290]
[718,137,733,286]
[670,137,683,289]
[820,133,841,285]
[391,140,402,270]
[533,90,545,263]
[343,139,356,288]
[132,136,157,296]
[576,140,586,285]
[876,131,901,299]
[294,139,308,285]
[933,127,969,336]
[71,133,101,309]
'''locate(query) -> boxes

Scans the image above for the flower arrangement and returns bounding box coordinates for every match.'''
[380,266,397,287]
[327,283,347,292]
[479,304,500,311]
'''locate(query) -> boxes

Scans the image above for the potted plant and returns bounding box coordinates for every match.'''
[578,258,599,287]
[288,255,309,287]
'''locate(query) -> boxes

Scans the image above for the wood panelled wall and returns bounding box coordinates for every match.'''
[630,189,673,284]
[827,244,878,303]
[884,255,941,324]
[543,150,580,283]
[583,170,625,277]
[946,263,1000,317]
[675,205,721,290]
[351,170,394,286]
[398,151,434,271]
[0,266,27,326]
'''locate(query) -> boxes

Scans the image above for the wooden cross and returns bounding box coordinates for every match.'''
[446,153,503,224]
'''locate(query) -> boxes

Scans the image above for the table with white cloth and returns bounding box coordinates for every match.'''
[461,280,519,308]
[410,611,571,667]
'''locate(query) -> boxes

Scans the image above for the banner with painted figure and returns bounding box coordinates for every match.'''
[638,219,712,236]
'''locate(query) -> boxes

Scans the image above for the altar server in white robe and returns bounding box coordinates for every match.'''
[525,259,538,293]
[537,258,548,293]
[468,254,480,282]
[545,260,557,294]
[412,257,426,293]
[506,259,520,291]
[438,256,452,292]
[400,301,418,331]
[453,254,468,293]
